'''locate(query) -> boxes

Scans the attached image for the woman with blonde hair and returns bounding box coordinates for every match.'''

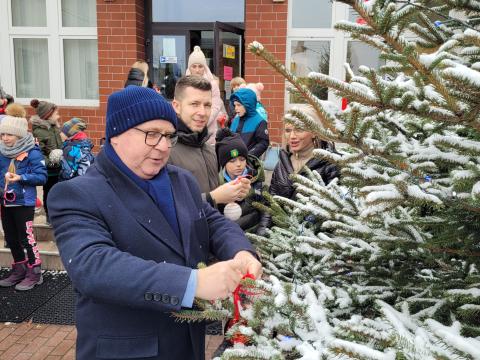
[186,46,223,144]
[256,104,339,236]
[124,60,149,88]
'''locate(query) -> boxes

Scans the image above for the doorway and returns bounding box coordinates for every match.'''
[146,22,244,105]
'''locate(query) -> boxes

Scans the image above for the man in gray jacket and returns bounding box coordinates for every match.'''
[170,76,250,208]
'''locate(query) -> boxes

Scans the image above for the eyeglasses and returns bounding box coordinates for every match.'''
[284,128,306,136]
[133,128,178,147]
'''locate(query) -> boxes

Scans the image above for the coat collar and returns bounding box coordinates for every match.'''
[94,150,186,258]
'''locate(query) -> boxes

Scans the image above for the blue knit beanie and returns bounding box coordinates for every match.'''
[106,85,177,140]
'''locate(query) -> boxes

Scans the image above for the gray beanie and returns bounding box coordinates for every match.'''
[0,115,28,138]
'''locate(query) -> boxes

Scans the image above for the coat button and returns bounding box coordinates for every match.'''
[144,292,153,301]
[170,296,179,306]
[153,293,162,302]
[161,294,170,304]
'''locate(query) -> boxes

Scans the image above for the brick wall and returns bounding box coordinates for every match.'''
[23,1,287,146]
[25,0,146,148]
[244,0,288,144]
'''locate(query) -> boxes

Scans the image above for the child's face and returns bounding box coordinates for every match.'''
[1,133,20,147]
[234,101,246,117]
[49,109,60,122]
[225,156,247,178]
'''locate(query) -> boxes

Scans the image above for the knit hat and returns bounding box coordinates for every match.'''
[0,115,28,138]
[106,85,178,140]
[188,46,207,68]
[215,128,248,168]
[5,103,26,118]
[62,117,87,138]
[30,99,57,120]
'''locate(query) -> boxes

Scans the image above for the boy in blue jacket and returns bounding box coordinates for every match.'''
[59,117,94,181]
[229,87,270,158]
[0,116,47,291]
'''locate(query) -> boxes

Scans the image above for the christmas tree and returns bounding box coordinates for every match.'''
[200,0,480,359]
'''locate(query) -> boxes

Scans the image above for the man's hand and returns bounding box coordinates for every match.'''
[233,251,262,280]
[195,259,243,300]
[210,178,251,205]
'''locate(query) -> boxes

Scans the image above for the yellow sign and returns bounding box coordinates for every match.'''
[223,44,235,59]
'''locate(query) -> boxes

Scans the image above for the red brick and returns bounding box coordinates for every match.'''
[50,339,75,356]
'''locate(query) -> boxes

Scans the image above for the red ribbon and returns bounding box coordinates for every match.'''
[232,273,256,322]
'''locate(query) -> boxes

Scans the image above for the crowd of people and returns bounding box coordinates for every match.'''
[0,45,338,359]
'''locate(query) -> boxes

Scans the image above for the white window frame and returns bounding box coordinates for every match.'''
[286,1,351,110]
[0,0,99,107]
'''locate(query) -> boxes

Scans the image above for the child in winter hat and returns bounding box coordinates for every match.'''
[59,118,94,181]
[215,129,249,177]
[215,128,265,230]
[0,115,47,290]
[62,117,87,139]
[30,99,57,120]
[240,82,268,121]
[0,115,29,138]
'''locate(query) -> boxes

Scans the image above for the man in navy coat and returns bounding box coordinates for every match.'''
[48,85,262,360]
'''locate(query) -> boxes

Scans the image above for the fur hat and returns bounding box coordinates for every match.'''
[5,103,26,118]
[30,99,57,120]
[106,85,178,141]
[215,128,248,169]
[0,115,28,138]
[62,117,87,138]
[188,46,208,68]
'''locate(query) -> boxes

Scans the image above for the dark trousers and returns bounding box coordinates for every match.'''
[43,174,59,221]
[1,205,39,264]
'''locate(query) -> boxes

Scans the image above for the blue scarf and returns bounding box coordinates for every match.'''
[104,143,180,239]
[223,167,248,183]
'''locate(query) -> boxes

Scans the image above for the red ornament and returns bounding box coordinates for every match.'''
[341,97,348,110]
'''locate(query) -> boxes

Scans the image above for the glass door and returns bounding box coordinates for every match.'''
[151,34,187,100]
[214,22,244,107]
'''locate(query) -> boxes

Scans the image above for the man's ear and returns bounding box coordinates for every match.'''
[110,136,118,146]
[171,99,181,115]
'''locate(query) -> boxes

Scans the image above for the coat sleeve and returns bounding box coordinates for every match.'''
[20,150,47,186]
[48,180,192,312]
[248,121,269,158]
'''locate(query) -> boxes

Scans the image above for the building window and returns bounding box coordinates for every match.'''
[0,0,98,106]
[290,40,330,103]
[152,0,245,23]
[62,0,97,27]
[13,38,50,98]
[11,0,47,27]
[347,42,385,75]
[291,0,332,28]
[286,2,384,107]
[63,39,99,100]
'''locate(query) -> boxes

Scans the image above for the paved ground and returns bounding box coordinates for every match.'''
[0,322,224,360]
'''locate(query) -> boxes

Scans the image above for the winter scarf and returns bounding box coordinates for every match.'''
[0,133,36,158]
[104,142,180,239]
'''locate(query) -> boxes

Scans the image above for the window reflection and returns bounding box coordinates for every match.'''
[347,42,385,75]
[290,40,330,102]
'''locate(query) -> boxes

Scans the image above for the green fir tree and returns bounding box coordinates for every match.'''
[175,1,480,358]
